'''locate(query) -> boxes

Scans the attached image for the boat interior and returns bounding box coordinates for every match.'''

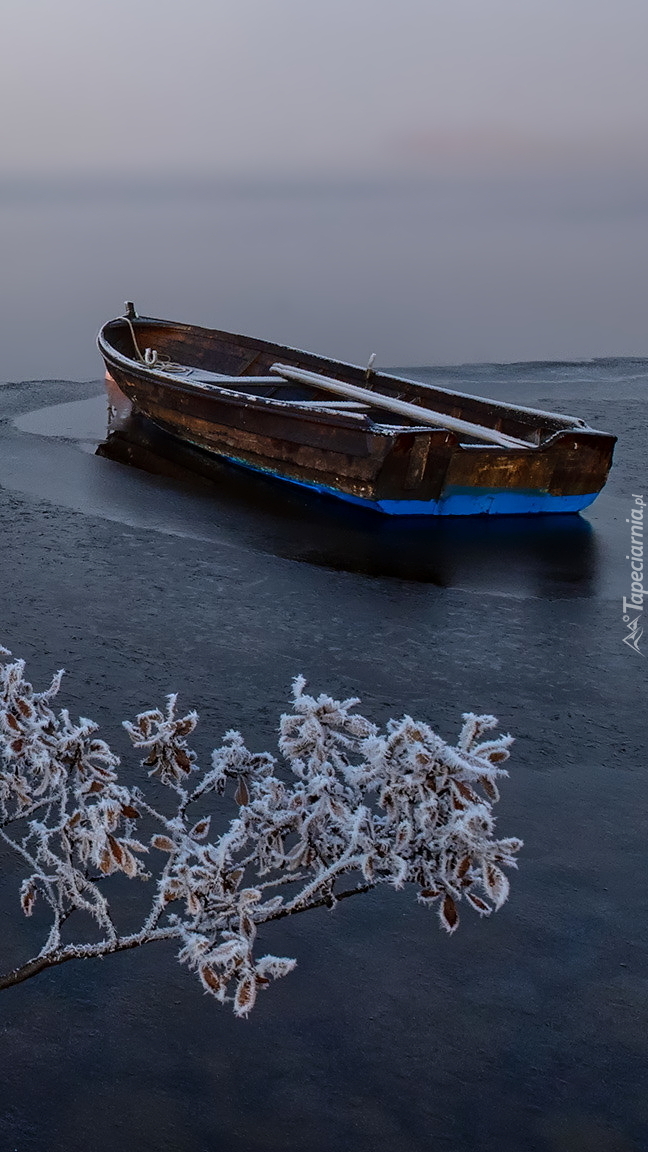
[102,316,591,448]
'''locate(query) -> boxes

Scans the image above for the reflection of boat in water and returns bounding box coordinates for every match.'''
[97,397,599,597]
[97,305,616,517]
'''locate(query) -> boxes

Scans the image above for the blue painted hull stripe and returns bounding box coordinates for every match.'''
[213,450,598,517]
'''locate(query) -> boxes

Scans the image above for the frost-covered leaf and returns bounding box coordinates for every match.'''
[234,776,249,806]
[199,965,226,1000]
[482,863,510,909]
[255,954,297,981]
[189,817,211,840]
[466,892,492,916]
[151,835,176,853]
[440,895,459,933]
[20,879,37,916]
[234,973,257,1017]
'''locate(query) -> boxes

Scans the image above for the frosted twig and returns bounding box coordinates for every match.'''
[0,647,522,1014]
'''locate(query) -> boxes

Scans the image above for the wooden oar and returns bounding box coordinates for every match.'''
[269,363,532,449]
[292,400,368,410]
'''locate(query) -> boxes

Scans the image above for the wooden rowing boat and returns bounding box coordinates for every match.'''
[97,305,616,516]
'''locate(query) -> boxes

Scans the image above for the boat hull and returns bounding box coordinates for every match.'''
[210,461,600,517]
[98,315,616,517]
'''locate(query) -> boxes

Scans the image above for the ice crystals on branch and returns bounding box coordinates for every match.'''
[0,647,522,1015]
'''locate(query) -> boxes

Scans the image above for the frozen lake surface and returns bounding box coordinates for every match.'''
[0,359,646,1152]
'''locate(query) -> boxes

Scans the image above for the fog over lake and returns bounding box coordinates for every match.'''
[1,169,648,383]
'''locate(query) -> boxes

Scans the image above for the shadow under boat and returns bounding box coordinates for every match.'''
[96,404,599,598]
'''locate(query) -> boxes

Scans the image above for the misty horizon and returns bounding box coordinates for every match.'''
[1,0,647,378]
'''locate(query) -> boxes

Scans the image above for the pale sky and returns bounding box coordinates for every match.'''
[2,0,647,180]
[1,0,647,374]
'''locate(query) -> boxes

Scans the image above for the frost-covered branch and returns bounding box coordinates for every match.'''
[0,648,522,1015]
